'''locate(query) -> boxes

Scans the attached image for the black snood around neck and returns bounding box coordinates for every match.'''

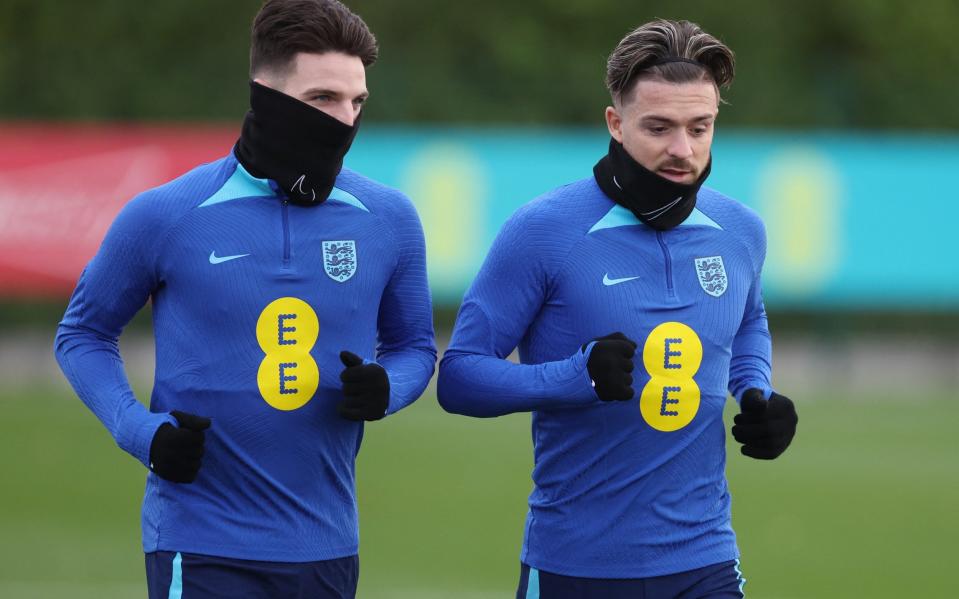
[234,81,360,207]
[593,139,711,230]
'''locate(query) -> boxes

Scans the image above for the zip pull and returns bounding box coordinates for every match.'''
[281,199,291,266]
[656,230,675,298]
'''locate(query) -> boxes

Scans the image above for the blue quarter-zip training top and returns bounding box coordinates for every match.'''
[55,153,436,562]
[438,176,772,578]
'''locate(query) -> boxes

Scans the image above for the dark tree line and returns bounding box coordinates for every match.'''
[2,0,956,129]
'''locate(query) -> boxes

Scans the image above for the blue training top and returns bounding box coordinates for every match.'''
[438,176,772,578]
[55,153,436,562]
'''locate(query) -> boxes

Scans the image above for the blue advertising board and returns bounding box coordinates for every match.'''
[346,128,959,308]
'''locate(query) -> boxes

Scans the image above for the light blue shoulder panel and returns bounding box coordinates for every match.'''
[588,204,723,234]
[327,186,369,212]
[198,163,274,208]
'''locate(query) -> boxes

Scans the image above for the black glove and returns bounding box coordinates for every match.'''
[583,332,636,401]
[731,389,798,460]
[149,410,211,483]
[338,351,390,421]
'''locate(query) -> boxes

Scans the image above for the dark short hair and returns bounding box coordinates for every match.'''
[606,19,735,104]
[250,0,378,78]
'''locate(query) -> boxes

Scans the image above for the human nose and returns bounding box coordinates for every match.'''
[325,101,357,127]
[666,131,694,158]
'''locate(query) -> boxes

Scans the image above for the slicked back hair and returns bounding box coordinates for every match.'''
[606,19,735,105]
[250,0,378,78]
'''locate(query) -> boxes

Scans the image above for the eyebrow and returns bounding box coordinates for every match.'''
[301,87,369,101]
[640,114,715,125]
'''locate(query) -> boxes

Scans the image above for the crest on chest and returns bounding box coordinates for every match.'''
[322,240,357,283]
[694,256,727,297]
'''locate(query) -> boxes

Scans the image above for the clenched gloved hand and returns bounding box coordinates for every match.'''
[731,389,798,459]
[149,411,211,483]
[583,332,636,402]
[338,351,390,421]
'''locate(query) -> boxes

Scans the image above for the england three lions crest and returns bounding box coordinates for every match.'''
[695,256,727,297]
[323,240,357,283]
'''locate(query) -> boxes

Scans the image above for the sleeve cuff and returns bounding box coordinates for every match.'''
[734,383,774,404]
[115,407,178,468]
[563,345,600,405]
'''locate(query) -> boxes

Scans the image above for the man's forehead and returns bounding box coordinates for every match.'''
[288,51,367,90]
[625,79,718,116]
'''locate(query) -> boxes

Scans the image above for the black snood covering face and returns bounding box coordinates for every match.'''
[593,139,712,230]
[235,81,360,207]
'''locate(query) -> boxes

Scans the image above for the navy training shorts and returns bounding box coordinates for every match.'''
[516,559,746,599]
[146,551,358,599]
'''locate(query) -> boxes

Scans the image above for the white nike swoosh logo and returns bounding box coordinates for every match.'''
[209,251,250,264]
[603,274,640,286]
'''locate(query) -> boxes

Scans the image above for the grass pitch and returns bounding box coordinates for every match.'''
[1,386,955,598]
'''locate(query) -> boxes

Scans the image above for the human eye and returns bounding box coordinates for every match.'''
[690,122,713,136]
[306,91,335,104]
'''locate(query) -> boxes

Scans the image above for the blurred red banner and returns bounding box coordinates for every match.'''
[0,123,237,297]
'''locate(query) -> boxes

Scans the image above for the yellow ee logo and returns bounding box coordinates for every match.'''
[639,322,703,432]
[255,297,320,411]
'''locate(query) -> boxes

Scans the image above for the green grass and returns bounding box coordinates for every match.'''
[1,387,956,598]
